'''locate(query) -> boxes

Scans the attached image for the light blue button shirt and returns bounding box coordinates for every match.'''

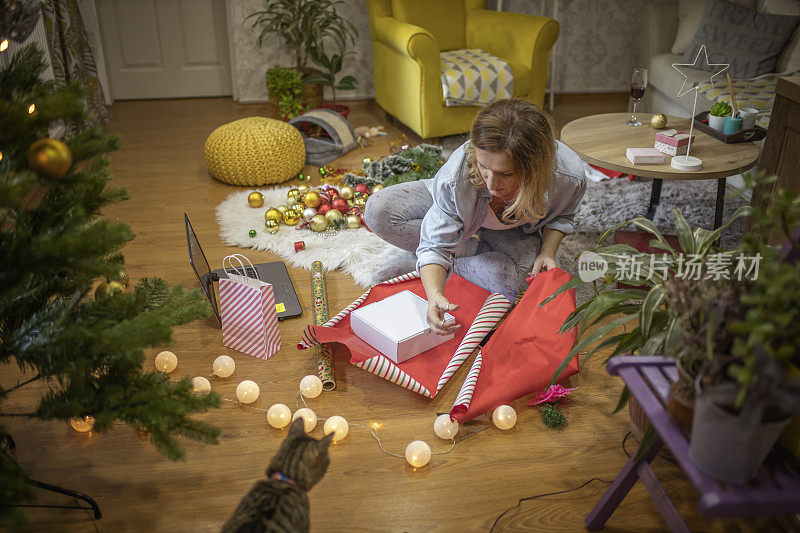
[416,140,587,274]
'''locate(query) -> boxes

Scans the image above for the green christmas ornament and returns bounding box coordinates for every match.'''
[249,229,256,238]
[319,166,327,176]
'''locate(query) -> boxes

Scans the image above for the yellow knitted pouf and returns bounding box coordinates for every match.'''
[204,117,305,186]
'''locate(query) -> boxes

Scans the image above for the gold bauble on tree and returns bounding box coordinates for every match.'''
[345,214,362,229]
[303,190,322,208]
[283,208,301,226]
[340,185,355,200]
[265,219,280,234]
[95,280,125,299]
[264,208,283,223]
[27,138,73,179]
[247,191,265,208]
[309,215,329,232]
[651,113,668,129]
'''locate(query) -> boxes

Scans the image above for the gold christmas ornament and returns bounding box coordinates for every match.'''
[27,138,73,179]
[303,190,322,208]
[345,214,362,229]
[651,113,668,129]
[340,185,355,200]
[286,196,301,208]
[372,184,384,192]
[95,280,125,299]
[362,157,373,164]
[309,215,329,232]
[353,196,367,208]
[276,204,289,214]
[247,191,265,208]
[264,208,283,223]
[325,208,343,224]
[298,184,310,193]
[287,188,302,201]
[282,208,301,226]
[265,219,280,234]
[118,270,130,287]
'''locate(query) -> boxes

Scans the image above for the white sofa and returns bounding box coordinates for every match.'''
[642,0,800,119]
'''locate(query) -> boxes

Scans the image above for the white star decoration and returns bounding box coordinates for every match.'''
[672,44,730,98]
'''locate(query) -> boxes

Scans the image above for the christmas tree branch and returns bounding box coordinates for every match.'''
[5,374,40,394]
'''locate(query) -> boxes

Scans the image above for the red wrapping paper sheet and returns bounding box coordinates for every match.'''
[303,273,507,398]
[450,268,579,422]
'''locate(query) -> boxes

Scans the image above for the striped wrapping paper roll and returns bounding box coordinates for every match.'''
[311,261,336,390]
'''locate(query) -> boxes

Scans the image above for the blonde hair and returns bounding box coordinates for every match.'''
[466,98,557,223]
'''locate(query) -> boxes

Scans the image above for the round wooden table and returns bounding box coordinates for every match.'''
[560,113,760,227]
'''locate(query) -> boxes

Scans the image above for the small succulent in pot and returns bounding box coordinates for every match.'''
[708,101,732,131]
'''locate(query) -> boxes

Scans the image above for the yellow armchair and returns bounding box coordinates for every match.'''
[365,0,559,139]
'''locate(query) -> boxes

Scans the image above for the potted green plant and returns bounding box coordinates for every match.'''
[708,100,732,132]
[303,42,359,118]
[265,66,308,120]
[246,0,358,109]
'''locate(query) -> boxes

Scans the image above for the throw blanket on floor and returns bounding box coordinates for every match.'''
[440,49,513,107]
[298,272,510,398]
[698,70,800,129]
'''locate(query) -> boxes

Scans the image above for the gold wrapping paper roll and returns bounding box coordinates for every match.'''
[311,261,335,390]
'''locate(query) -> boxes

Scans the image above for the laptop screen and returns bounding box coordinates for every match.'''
[185,214,221,324]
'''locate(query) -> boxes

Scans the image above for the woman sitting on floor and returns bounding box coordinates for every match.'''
[365,98,586,335]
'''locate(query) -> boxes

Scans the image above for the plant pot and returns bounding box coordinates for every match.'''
[708,114,727,132]
[666,362,695,435]
[319,103,350,119]
[689,393,791,483]
[300,68,324,109]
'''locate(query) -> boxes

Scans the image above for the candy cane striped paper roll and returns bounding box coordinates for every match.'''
[311,261,335,390]
[451,351,483,415]
[297,271,507,398]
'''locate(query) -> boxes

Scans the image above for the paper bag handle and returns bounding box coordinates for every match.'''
[223,254,262,287]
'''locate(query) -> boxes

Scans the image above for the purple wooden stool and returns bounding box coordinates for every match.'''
[586,356,800,532]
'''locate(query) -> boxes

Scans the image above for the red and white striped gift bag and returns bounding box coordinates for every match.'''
[219,254,282,360]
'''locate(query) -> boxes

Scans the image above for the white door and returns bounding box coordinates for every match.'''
[97,0,231,99]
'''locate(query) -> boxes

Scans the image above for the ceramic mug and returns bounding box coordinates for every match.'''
[739,107,759,130]
[723,116,743,135]
[708,114,727,132]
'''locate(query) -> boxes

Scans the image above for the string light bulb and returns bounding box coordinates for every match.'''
[212,355,235,378]
[492,405,517,430]
[433,414,459,439]
[27,103,35,114]
[267,404,292,429]
[299,374,323,398]
[405,440,431,468]
[292,407,317,433]
[191,376,211,395]
[235,380,260,404]
[0,39,8,52]
[70,415,95,432]
[323,415,349,442]
[154,350,178,373]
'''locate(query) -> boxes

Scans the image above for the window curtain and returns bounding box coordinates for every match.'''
[41,0,110,131]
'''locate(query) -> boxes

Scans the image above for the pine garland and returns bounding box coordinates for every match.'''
[539,403,568,430]
[342,143,444,188]
[0,44,220,526]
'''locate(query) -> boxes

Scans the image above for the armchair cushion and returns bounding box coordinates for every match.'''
[440,49,514,106]
[671,0,756,54]
[390,0,466,51]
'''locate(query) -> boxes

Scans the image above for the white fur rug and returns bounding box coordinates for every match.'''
[216,186,408,287]
[216,178,747,299]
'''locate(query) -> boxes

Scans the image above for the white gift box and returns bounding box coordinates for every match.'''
[350,290,455,364]
[626,148,665,164]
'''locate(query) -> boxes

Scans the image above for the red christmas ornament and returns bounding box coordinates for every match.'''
[347,206,362,216]
[354,183,370,195]
[318,191,332,204]
[316,203,332,216]
[327,189,340,198]
[360,213,371,232]
[331,197,349,212]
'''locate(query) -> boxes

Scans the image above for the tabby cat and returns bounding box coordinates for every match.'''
[222,418,334,533]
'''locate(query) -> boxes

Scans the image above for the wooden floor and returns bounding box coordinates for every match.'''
[3,95,791,532]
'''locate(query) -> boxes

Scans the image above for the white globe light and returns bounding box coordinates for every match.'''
[236,380,260,404]
[155,350,178,373]
[433,414,459,439]
[405,440,431,468]
[492,405,517,430]
[212,355,235,378]
[291,408,317,433]
[323,415,349,442]
[299,375,323,399]
[267,404,292,429]
[190,376,211,395]
[70,415,95,433]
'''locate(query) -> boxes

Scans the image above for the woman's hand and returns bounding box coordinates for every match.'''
[530,255,557,278]
[427,294,461,335]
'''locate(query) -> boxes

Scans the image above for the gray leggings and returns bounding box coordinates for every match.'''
[364,180,541,301]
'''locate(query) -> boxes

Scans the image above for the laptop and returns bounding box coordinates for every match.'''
[185,214,302,325]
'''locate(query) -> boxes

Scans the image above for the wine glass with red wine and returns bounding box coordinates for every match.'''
[627,68,648,126]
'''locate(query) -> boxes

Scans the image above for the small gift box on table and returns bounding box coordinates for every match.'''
[654,129,695,156]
